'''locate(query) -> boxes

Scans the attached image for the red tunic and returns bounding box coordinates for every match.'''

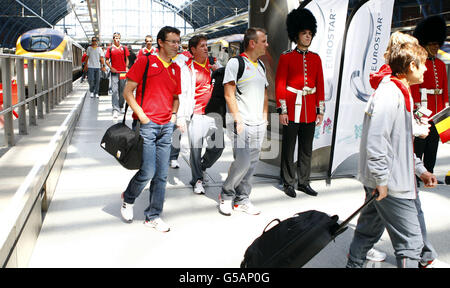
[275,48,325,123]
[411,57,449,117]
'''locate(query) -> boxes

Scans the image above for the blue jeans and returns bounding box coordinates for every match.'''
[88,68,100,94]
[123,119,174,220]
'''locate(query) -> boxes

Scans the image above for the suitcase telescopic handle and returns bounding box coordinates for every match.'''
[334,190,380,236]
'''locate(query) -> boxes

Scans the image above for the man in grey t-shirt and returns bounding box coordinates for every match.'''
[84,37,105,98]
[218,27,269,216]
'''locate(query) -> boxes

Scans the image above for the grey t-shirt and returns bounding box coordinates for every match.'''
[86,46,104,69]
[223,56,268,125]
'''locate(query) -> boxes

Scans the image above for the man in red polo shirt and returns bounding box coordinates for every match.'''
[120,26,181,233]
[137,35,158,59]
[182,35,224,194]
[105,32,130,118]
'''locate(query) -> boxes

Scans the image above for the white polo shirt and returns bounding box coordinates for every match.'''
[223,55,268,125]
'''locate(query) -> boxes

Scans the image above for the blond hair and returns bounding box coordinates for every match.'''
[384,31,427,75]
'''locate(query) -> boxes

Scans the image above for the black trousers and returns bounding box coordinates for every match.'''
[414,122,439,173]
[280,121,315,186]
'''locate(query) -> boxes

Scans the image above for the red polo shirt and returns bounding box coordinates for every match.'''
[105,45,130,72]
[127,55,181,124]
[186,58,213,114]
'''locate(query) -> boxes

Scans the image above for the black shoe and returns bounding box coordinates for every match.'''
[437,180,444,184]
[297,184,318,196]
[283,185,296,198]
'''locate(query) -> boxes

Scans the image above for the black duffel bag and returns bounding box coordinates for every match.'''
[100,119,143,170]
[100,53,151,170]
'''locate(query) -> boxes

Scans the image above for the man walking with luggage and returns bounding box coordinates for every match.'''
[119,26,181,232]
[276,8,324,198]
[218,27,269,216]
[84,36,105,98]
[346,34,438,268]
[105,32,130,119]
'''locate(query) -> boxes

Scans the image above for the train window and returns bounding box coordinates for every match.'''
[30,36,51,51]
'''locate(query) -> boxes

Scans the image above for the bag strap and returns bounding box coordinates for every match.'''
[234,56,265,95]
[263,219,281,233]
[235,55,245,95]
[122,53,151,127]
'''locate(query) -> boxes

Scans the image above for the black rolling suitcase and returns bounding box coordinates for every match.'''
[99,70,110,96]
[99,78,109,96]
[240,192,378,268]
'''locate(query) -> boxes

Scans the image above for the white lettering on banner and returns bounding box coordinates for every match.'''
[371,17,383,71]
[306,0,349,152]
[330,0,395,175]
[325,11,336,70]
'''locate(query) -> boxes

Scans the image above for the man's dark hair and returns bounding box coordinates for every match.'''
[188,34,208,53]
[243,27,266,50]
[156,26,181,49]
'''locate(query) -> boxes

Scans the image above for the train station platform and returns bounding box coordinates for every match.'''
[0,79,447,268]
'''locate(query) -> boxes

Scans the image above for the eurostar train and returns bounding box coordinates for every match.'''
[15,28,84,79]
[207,34,243,66]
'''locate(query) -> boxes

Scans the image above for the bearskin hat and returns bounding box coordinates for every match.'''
[286,8,317,43]
[413,15,447,47]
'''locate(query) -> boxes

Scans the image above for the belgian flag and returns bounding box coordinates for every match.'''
[433,106,450,143]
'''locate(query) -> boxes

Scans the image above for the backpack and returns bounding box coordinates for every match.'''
[205,56,265,127]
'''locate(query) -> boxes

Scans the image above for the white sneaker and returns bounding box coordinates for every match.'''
[90,92,94,98]
[120,196,134,223]
[366,248,386,262]
[219,194,232,216]
[144,217,170,232]
[113,110,118,119]
[170,159,180,169]
[233,202,261,215]
[420,259,450,268]
[193,180,205,194]
[120,108,125,114]
[95,94,99,98]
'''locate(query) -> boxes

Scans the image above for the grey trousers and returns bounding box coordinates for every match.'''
[111,73,126,112]
[347,187,423,268]
[188,114,224,186]
[221,122,266,205]
[415,190,437,263]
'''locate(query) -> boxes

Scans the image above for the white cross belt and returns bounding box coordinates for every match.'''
[419,88,442,109]
[286,86,316,123]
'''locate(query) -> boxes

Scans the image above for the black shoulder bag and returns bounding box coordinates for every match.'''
[100,54,151,169]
